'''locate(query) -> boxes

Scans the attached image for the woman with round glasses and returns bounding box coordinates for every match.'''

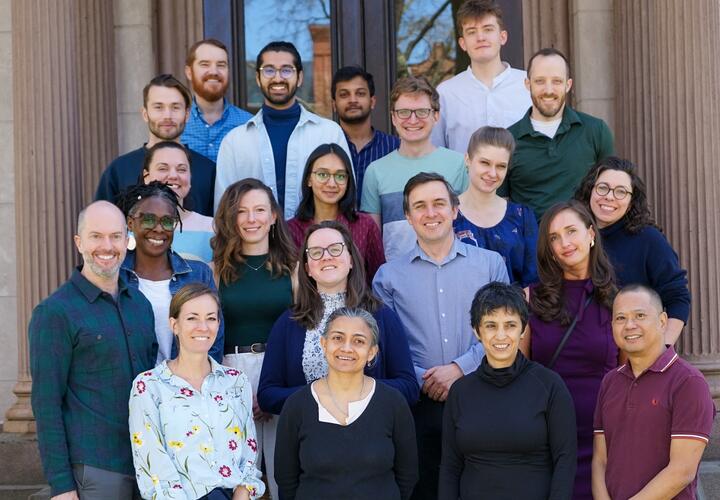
[288,143,385,282]
[213,178,297,500]
[275,307,418,500]
[574,157,690,343]
[118,181,224,364]
[141,141,215,263]
[257,220,418,419]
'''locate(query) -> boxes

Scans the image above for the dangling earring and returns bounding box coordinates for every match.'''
[590,238,595,248]
[127,233,136,251]
[366,356,377,369]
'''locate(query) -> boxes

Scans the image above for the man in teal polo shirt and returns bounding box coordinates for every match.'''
[500,48,614,220]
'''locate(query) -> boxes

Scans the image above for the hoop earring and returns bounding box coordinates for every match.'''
[590,238,595,248]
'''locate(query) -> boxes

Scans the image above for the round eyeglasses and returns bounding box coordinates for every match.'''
[259,65,297,79]
[132,213,178,232]
[594,182,632,200]
[311,171,349,185]
[306,242,346,260]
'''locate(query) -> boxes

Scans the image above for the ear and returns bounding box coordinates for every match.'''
[524,78,531,92]
[255,72,262,88]
[458,36,467,54]
[127,216,135,233]
[588,225,596,242]
[566,78,574,93]
[169,317,178,335]
[141,106,149,124]
[368,344,379,363]
[184,65,192,82]
[74,234,82,253]
[658,311,669,331]
[297,70,304,88]
[370,95,377,110]
[499,30,508,46]
[319,335,327,355]
[464,153,471,168]
[331,99,337,114]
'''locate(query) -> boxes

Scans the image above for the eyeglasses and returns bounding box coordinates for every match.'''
[594,182,632,200]
[132,213,178,231]
[393,108,434,119]
[306,242,345,260]
[311,171,349,185]
[258,65,297,79]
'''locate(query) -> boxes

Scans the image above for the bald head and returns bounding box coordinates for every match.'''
[77,201,126,236]
[614,284,664,314]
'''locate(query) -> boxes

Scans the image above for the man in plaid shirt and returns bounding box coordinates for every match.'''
[29,201,157,500]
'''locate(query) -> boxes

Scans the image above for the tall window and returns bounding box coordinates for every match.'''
[243,0,333,116]
[395,0,458,86]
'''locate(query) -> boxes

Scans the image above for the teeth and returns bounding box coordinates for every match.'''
[625,335,641,340]
[425,222,440,227]
[337,356,354,360]
[494,344,510,349]
[193,336,209,340]
[97,255,115,260]
[321,266,336,271]
[148,238,165,245]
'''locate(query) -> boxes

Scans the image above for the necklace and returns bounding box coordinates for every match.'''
[244,257,268,272]
[324,376,365,421]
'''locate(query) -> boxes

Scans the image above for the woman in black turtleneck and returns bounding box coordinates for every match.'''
[439,282,577,500]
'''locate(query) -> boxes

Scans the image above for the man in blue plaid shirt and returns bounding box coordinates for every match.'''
[180,38,253,163]
[29,201,157,500]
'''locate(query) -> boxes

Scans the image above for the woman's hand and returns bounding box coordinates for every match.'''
[232,486,251,500]
[253,394,272,422]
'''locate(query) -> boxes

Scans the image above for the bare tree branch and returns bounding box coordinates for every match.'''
[403,0,451,63]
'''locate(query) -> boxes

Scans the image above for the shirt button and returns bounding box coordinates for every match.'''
[126,331,132,336]
[205,124,210,128]
[441,313,446,318]
[439,289,444,293]
[444,339,448,343]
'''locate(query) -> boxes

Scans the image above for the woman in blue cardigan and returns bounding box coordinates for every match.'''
[574,157,690,343]
[257,220,419,415]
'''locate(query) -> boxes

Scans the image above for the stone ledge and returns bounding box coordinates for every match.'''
[0,433,43,485]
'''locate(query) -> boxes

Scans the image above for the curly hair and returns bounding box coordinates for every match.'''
[211,179,296,285]
[115,180,182,228]
[292,220,380,329]
[530,201,617,325]
[574,156,659,234]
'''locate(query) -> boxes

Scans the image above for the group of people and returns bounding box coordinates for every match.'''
[28,1,714,500]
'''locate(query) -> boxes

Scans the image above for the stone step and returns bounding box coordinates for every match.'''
[0,485,45,500]
[0,433,44,486]
[698,460,720,500]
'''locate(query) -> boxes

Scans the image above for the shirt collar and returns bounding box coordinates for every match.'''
[513,105,582,138]
[410,237,467,265]
[249,101,315,128]
[71,266,128,303]
[191,97,232,121]
[617,345,679,378]
[157,357,228,385]
[121,250,192,277]
[466,62,513,88]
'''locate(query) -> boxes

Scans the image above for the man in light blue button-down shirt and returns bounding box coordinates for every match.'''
[372,172,508,500]
[215,41,350,218]
[181,39,253,162]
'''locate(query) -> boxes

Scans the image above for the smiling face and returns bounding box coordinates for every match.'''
[475,307,523,369]
[320,316,379,375]
[308,153,349,208]
[405,180,458,246]
[547,208,595,277]
[235,189,277,250]
[589,169,633,228]
[170,294,220,357]
[305,227,352,294]
[458,14,507,65]
[144,147,191,203]
[526,54,572,122]
[186,43,229,102]
[256,50,303,109]
[75,202,128,281]
[466,144,511,194]
[142,85,190,141]
[128,197,176,258]
[391,93,438,144]
[612,289,667,358]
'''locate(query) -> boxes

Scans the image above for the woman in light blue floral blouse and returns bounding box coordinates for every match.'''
[129,283,265,500]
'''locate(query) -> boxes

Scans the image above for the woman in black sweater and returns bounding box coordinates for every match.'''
[439,282,577,500]
[274,307,418,500]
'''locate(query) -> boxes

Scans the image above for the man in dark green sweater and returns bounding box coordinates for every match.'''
[499,48,614,220]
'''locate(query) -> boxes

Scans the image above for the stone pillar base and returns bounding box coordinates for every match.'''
[685,357,720,402]
[3,379,35,433]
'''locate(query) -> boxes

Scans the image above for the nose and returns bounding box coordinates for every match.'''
[495,326,508,340]
[326,175,338,187]
[247,210,257,222]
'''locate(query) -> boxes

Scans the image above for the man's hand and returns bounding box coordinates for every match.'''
[421,363,463,402]
[252,394,272,423]
[233,486,251,500]
[52,491,79,500]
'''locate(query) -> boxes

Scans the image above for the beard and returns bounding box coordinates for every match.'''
[260,81,298,107]
[338,106,372,125]
[191,72,228,102]
[148,119,186,141]
[531,91,567,119]
[82,252,122,279]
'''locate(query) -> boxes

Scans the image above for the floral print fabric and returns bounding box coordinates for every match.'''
[301,292,346,383]
[129,358,265,499]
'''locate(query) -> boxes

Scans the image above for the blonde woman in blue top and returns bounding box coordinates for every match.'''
[129,283,264,500]
[453,126,538,287]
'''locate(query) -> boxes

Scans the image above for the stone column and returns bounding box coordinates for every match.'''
[522,0,571,66]
[155,0,203,82]
[614,0,720,397]
[4,0,119,432]
[309,24,332,118]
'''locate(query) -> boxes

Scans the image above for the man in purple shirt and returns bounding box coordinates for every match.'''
[592,284,715,500]
[331,66,399,201]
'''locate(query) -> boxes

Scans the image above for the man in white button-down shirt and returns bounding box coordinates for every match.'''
[215,41,350,218]
[431,0,530,154]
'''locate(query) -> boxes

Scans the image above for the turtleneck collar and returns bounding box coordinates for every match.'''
[476,351,530,387]
[262,101,301,121]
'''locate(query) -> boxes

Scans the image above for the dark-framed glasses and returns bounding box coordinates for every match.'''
[132,213,178,231]
[259,65,297,79]
[306,242,345,260]
[393,108,433,119]
[594,182,632,200]
[312,171,349,185]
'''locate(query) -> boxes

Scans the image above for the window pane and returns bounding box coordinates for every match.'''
[244,0,332,117]
[395,0,457,86]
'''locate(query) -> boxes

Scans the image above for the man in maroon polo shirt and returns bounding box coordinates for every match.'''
[592,284,715,500]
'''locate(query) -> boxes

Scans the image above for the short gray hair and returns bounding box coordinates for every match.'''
[323,307,379,347]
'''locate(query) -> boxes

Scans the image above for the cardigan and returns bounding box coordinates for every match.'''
[257,305,419,414]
